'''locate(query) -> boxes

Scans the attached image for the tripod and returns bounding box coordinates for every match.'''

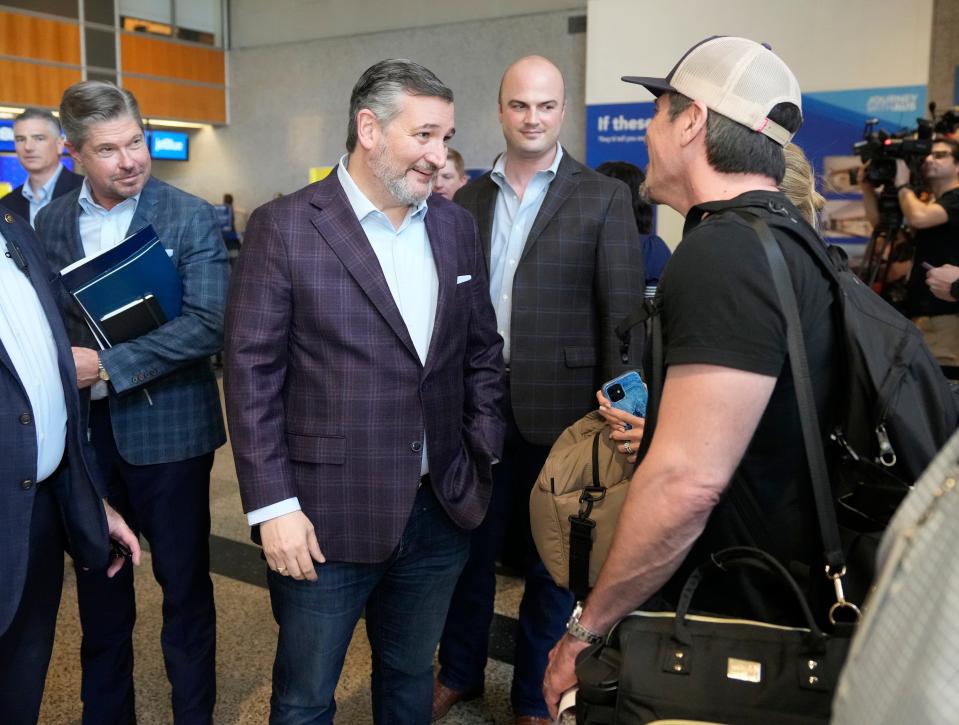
[859,185,909,304]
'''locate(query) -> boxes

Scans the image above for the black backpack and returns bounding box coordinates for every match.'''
[620,199,959,526]
[741,202,959,523]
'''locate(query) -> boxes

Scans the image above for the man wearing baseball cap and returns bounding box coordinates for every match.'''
[543,36,839,717]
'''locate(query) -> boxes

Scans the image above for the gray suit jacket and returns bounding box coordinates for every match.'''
[455,149,645,446]
[0,167,83,223]
[35,176,229,465]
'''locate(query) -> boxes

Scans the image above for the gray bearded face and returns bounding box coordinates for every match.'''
[371,136,436,205]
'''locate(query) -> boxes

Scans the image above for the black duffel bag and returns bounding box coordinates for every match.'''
[575,547,850,725]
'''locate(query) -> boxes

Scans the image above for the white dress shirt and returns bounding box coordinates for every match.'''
[21,163,64,226]
[488,143,563,363]
[0,228,67,481]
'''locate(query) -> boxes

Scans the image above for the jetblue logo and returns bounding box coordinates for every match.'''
[154,137,184,152]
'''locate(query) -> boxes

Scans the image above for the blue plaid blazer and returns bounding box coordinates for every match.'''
[35,176,228,465]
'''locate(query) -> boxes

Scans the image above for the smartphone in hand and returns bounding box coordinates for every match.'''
[601,370,648,430]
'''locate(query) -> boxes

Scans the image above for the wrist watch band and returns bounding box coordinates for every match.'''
[566,603,604,645]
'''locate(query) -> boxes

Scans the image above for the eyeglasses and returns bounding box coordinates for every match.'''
[929,150,954,160]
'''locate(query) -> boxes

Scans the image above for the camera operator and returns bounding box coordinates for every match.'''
[861,138,959,370]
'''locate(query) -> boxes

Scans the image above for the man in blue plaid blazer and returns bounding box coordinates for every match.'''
[35,81,228,725]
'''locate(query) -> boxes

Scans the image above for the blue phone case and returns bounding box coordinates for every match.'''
[602,370,648,427]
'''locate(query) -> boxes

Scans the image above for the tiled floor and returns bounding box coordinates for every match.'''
[38,382,531,724]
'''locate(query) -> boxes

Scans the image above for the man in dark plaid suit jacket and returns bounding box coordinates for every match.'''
[224,60,505,724]
[35,81,228,725]
[434,56,645,724]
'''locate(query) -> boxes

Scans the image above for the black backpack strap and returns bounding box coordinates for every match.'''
[568,431,604,600]
[615,298,658,365]
[729,210,846,576]
[636,294,663,463]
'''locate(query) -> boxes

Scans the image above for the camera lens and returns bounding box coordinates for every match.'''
[608,384,625,402]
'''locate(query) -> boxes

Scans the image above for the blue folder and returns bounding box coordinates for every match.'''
[60,224,182,348]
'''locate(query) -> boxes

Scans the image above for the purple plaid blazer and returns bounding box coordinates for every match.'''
[224,171,506,564]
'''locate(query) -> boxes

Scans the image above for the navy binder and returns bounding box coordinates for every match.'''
[60,225,182,348]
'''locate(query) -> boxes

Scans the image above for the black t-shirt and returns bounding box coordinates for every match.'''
[652,191,838,625]
[906,187,959,318]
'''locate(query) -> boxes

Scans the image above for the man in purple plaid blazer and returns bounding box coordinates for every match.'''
[224,59,505,724]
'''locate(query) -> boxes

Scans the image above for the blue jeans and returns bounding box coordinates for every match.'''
[437,417,575,718]
[268,483,470,725]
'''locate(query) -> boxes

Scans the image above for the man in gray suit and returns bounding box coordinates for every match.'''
[435,55,644,724]
[35,81,229,725]
[0,108,83,227]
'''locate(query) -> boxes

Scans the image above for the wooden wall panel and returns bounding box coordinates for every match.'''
[0,59,81,108]
[0,10,81,64]
[122,76,226,124]
[120,34,225,85]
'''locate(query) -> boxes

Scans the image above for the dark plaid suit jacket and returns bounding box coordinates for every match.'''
[455,149,645,446]
[0,167,83,223]
[35,176,229,465]
[0,213,109,636]
[224,171,506,564]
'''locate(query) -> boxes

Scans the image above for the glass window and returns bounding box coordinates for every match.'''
[84,0,115,25]
[119,0,170,24]
[174,0,221,46]
[85,26,117,69]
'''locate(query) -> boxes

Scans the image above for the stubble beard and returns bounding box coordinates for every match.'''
[371,139,432,206]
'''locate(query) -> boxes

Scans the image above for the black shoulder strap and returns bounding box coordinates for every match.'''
[615,297,658,365]
[568,432,604,600]
[729,210,845,574]
[613,295,663,462]
[637,295,663,463]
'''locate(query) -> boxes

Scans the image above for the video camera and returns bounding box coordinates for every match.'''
[933,106,959,135]
[853,118,933,187]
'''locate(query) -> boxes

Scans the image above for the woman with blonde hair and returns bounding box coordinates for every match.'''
[781,142,825,227]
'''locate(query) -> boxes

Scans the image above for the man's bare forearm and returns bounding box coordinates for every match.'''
[577,462,725,634]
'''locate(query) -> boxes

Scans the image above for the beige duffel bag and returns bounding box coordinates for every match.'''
[530,410,634,596]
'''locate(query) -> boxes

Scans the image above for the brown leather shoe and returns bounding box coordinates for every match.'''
[431,679,482,721]
[514,717,552,725]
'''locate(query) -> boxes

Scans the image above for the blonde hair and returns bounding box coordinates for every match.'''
[780,143,825,227]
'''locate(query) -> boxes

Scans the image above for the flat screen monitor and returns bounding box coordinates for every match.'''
[149,130,189,161]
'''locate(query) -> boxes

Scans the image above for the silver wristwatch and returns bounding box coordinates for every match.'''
[566,603,603,645]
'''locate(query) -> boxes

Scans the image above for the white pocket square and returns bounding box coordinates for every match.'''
[456,274,472,284]
[165,249,174,257]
